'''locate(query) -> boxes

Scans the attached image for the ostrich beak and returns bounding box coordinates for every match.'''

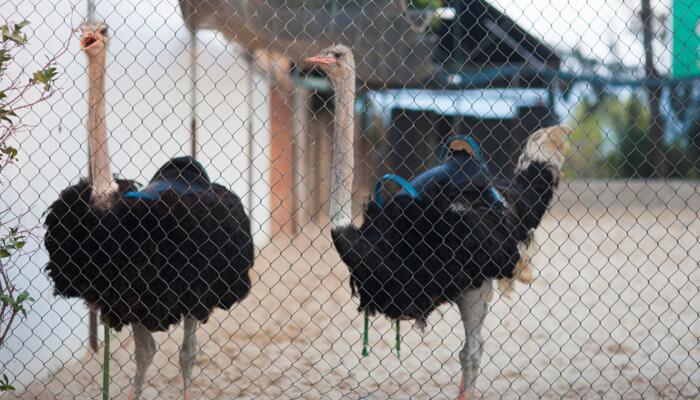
[81,34,98,49]
[304,56,336,66]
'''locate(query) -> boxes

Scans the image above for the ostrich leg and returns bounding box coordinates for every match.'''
[129,323,156,400]
[456,282,492,400]
[180,316,198,400]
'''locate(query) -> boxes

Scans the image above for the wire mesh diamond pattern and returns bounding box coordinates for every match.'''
[0,0,698,399]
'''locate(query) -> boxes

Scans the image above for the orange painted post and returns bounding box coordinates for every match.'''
[292,87,312,228]
[268,61,296,237]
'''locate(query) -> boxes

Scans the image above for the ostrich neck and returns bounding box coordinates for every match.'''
[86,51,115,206]
[329,75,355,229]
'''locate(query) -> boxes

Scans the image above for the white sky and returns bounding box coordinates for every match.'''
[488,0,673,71]
[81,0,675,71]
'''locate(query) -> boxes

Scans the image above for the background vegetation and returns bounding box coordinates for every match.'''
[566,93,698,179]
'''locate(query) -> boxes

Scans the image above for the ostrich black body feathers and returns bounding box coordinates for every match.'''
[45,157,254,331]
[44,178,138,304]
[332,150,558,324]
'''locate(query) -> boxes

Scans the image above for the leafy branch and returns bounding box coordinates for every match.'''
[0,20,67,175]
[0,221,34,393]
[0,227,33,343]
[0,20,67,392]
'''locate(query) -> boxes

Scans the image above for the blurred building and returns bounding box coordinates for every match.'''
[183,0,563,220]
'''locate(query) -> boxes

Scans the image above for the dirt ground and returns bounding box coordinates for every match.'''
[9,180,700,399]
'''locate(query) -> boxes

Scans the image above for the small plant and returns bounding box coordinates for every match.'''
[1,227,34,351]
[1,20,59,174]
[0,373,15,392]
[0,20,62,392]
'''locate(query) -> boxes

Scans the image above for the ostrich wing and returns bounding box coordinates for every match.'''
[99,157,254,331]
[333,180,520,323]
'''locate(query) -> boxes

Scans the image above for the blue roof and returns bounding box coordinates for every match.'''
[365,88,550,125]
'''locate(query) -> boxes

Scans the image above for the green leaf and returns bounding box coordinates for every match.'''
[0,383,16,392]
[16,291,32,303]
[1,25,10,41]
[2,147,18,159]
[14,21,29,30]
[0,249,11,258]
[11,304,21,313]
[0,50,10,74]
[0,109,17,124]
[32,67,57,91]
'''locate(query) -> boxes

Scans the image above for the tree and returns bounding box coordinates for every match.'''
[640,0,668,177]
[566,96,618,178]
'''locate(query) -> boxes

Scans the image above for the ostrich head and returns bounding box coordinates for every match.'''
[304,44,355,84]
[80,22,109,57]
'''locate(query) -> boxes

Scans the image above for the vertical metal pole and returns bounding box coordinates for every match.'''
[86,0,100,355]
[292,83,310,227]
[86,4,108,396]
[189,29,198,159]
[362,310,369,357]
[453,0,465,66]
[102,323,110,400]
[246,54,255,215]
[641,0,667,177]
[87,0,96,22]
[395,320,401,358]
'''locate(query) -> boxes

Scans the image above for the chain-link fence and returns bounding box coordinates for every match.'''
[0,0,699,398]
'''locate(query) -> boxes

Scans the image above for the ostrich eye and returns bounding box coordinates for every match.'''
[333,52,342,58]
[100,27,108,35]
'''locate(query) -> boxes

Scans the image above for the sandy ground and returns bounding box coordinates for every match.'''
[9,180,700,399]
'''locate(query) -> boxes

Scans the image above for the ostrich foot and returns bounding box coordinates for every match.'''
[183,390,191,400]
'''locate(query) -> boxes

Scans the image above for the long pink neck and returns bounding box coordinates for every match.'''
[86,50,115,206]
[329,73,356,229]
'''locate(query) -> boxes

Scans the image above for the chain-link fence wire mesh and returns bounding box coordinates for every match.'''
[0,0,699,398]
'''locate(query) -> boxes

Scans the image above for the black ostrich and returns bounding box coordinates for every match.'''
[44,22,254,400]
[305,45,569,400]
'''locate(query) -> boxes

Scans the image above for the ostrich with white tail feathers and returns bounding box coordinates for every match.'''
[306,44,569,399]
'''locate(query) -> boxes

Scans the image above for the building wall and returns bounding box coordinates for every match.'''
[0,0,270,389]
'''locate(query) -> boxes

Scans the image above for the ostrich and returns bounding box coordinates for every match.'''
[44,22,254,400]
[305,45,568,399]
